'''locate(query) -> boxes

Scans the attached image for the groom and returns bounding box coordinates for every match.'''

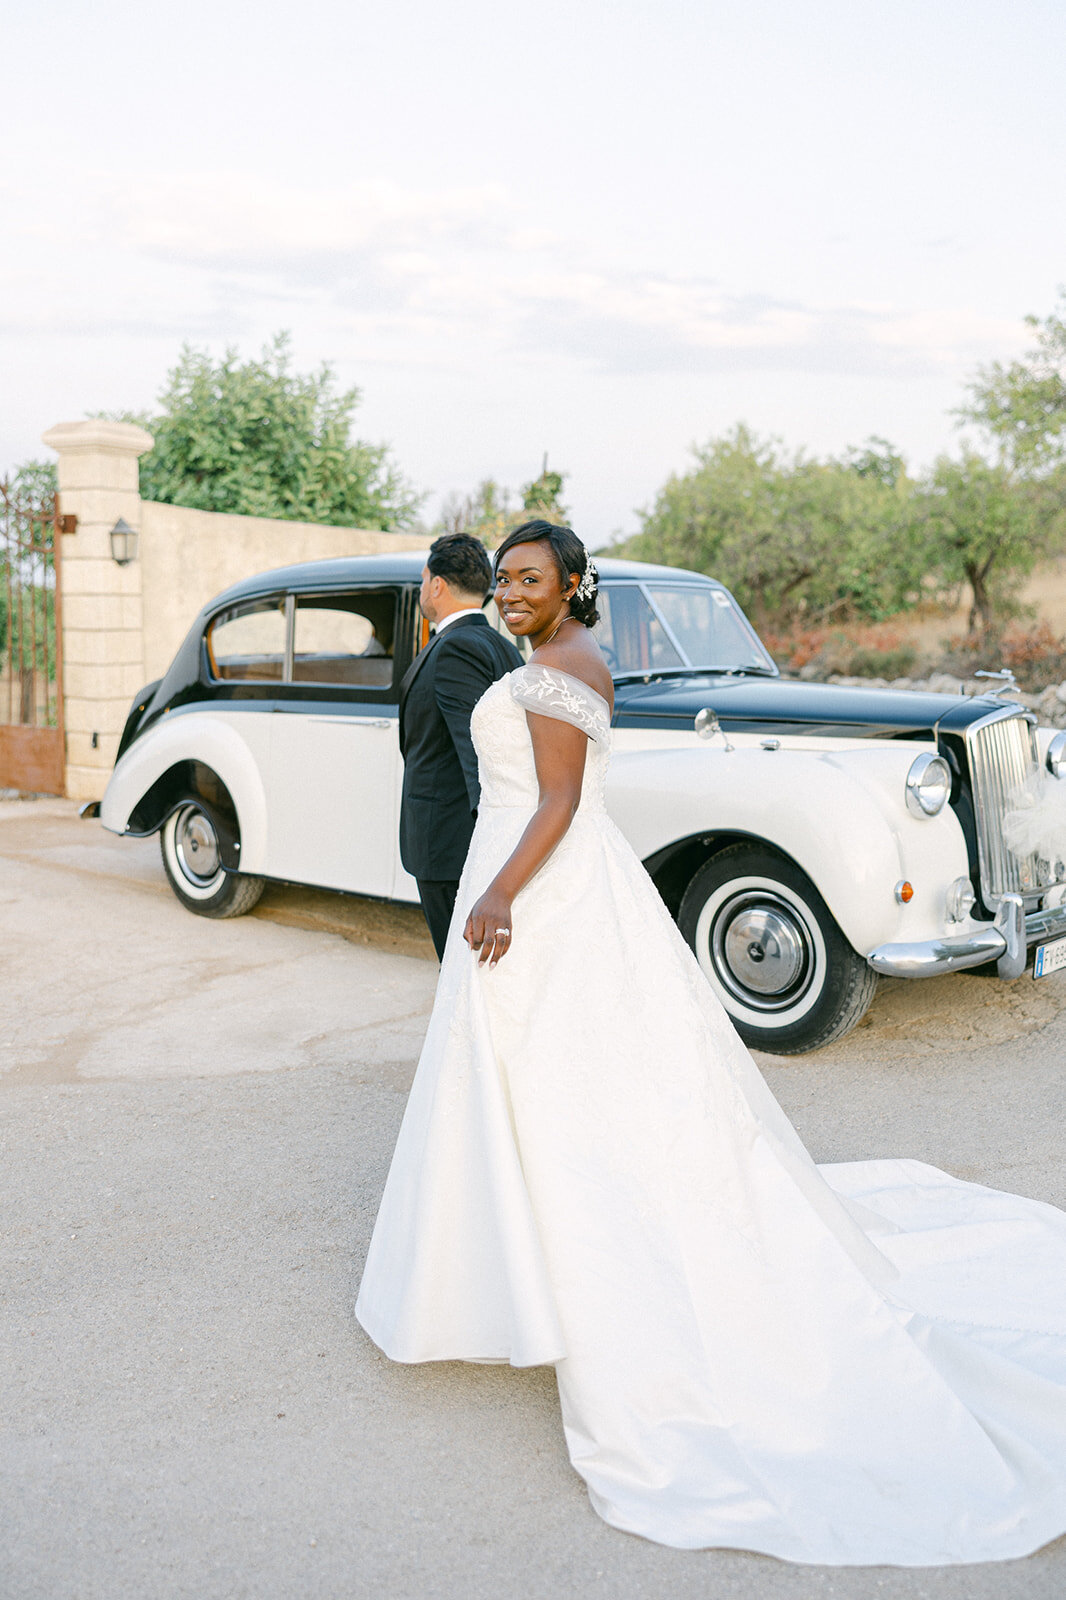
[399,533,522,959]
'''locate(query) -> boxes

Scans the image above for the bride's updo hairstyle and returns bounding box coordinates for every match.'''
[493,519,600,628]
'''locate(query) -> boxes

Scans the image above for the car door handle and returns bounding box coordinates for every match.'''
[304,714,394,728]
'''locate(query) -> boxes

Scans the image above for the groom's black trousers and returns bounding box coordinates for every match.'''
[417,878,459,962]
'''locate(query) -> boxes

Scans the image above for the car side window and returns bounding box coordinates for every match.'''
[292,592,397,688]
[207,599,287,680]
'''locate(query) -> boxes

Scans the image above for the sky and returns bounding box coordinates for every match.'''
[2,0,1064,543]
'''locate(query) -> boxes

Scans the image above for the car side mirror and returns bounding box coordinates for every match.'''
[695,707,734,752]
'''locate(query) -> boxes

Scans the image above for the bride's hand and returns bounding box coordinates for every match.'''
[464,888,513,967]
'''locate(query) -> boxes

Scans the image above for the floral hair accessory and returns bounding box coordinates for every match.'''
[575,548,598,604]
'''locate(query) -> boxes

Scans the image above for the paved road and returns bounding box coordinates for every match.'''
[2,799,1065,1600]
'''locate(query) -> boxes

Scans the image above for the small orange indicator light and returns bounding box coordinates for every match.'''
[897,880,914,904]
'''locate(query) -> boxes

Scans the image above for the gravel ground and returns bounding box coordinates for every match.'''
[2,800,1065,1600]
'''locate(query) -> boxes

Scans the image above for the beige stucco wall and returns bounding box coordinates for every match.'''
[139,500,426,683]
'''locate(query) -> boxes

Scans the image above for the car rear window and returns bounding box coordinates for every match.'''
[207,600,287,680]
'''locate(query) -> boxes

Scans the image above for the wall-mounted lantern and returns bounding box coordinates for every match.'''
[109,517,138,566]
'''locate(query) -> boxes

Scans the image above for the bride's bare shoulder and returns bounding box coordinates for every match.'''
[532,629,614,708]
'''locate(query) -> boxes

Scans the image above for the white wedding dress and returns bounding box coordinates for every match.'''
[356,664,1066,1566]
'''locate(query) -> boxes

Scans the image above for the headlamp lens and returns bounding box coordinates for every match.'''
[905,753,951,817]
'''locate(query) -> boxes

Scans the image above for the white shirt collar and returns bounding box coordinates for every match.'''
[433,606,485,634]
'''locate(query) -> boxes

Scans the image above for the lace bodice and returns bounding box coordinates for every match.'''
[471,664,612,813]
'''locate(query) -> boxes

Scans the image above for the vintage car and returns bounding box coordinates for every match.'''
[90,551,1066,1054]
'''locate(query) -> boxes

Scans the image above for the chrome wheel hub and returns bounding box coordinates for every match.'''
[714,895,811,1008]
[175,806,221,883]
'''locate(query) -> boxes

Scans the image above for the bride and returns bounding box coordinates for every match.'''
[356,520,1066,1567]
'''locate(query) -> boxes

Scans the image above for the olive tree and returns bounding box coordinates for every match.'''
[918,452,1042,635]
[623,426,923,630]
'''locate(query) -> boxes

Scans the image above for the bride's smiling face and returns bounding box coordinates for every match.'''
[494,541,579,643]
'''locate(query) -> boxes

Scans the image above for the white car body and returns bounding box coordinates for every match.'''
[95,553,1066,1053]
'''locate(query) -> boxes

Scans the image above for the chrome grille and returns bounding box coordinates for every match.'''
[966,710,1052,904]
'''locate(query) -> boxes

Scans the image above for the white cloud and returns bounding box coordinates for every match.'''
[1,169,1027,387]
[109,173,511,265]
[70,172,1014,384]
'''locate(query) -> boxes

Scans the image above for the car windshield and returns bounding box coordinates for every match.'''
[596,583,776,676]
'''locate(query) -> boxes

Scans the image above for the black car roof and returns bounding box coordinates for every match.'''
[207,550,718,611]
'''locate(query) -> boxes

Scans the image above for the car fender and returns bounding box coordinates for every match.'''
[100,709,271,874]
[606,743,972,955]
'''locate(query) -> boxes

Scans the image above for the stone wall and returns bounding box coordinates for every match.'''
[43,420,427,800]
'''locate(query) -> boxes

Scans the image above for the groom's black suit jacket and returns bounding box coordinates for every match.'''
[398,613,522,882]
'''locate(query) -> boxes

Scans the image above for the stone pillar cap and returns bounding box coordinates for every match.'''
[43,419,155,456]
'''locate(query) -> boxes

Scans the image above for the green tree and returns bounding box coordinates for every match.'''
[622,426,922,631]
[4,459,58,503]
[844,436,907,490]
[118,334,420,529]
[918,451,1043,634]
[521,461,568,520]
[959,291,1066,473]
[433,461,570,548]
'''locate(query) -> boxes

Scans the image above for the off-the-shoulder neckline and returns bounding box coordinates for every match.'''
[511,661,612,717]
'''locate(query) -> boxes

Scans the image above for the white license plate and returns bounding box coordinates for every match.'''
[1033,937,1066,979]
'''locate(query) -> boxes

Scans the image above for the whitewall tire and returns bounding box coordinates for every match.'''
[678,843,877,1055]
[160,802,265,919]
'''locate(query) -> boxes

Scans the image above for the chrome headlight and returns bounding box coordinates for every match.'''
[905,753,951,817]
[1047,731,1066,779]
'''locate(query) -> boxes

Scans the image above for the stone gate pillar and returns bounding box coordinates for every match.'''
[41,420,155,802]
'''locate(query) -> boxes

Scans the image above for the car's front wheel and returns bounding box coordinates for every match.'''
[160,801,265,918]
[678,843,877,1055]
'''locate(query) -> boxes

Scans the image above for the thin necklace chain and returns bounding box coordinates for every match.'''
[538,612,572,650]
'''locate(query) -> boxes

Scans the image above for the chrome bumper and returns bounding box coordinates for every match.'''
[867,895,1066,981]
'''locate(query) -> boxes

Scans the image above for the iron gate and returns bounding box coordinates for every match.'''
[0,481,75,794]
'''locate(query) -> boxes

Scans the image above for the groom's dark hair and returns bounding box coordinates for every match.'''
[426,533,493,600]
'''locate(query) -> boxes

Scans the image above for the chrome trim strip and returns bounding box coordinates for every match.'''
[867,897,1066,979]
[283,593,295,684]
[304,714,393,728]
[1022,902,1066,942]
